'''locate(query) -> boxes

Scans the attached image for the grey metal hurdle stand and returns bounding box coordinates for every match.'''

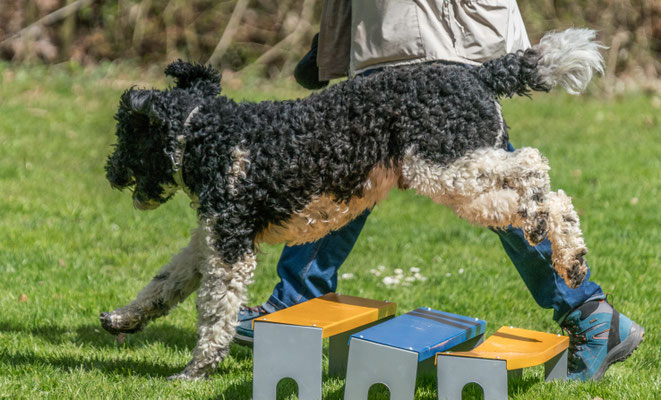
[436,326,569,400]
[252,293,396,400]
[343,308,487,400]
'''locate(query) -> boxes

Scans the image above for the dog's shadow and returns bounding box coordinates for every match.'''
[0,319,197,350]
[0,347,182,378]
[0,319,253,381]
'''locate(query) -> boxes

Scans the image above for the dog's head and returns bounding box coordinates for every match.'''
[106,60,221,210]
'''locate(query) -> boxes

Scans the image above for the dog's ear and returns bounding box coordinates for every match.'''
[164,59,222,96]
[128,89,154,115]
[120,88,162,125]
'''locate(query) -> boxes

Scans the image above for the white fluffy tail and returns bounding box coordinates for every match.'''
[533,28,606,94]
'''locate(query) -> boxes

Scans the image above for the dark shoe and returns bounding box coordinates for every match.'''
[294,33,329,90]
[234,305,270,346]
[561,299,644,380]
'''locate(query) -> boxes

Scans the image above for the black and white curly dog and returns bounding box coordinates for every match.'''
[101,29,604,379]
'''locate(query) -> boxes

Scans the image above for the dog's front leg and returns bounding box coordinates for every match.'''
[170,220,256,380]
[100,228,206,335]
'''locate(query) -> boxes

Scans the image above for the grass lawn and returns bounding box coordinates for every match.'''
[0,62,659,399]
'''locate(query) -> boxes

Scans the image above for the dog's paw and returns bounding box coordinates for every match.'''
[557,248,588,289]
[523,212,549,246]
[519,205,548,247]
[99,311,145,335]
[566,249,588,289]
[167,366,208,381]
[167,372,204,381]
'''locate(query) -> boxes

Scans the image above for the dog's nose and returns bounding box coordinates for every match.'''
[133,196,160,211]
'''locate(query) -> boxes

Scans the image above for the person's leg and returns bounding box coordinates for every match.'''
[498,142,643,380]
[267,209,371,309]
[234,210,371,343]
[495,226,604,321]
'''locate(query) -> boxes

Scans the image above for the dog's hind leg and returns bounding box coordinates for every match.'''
[402,147,551,230]
[99,228,205,335]
[402,146,587,288]
[544,190,588,288]
[169,217,256,380]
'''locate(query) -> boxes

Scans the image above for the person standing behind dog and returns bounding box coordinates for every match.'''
[297,0,530,86]
[235,0,644,381]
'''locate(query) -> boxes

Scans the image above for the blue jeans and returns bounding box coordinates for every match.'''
[267,210,371,312]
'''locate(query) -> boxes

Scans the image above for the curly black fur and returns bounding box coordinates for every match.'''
[165,60,222,95]
[106,53,550,264]
[476,48,545,97]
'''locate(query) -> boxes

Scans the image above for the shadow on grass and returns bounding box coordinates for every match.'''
[0,319,198,350]
[507,373,546,398]
[0,318,258,391]
[0,347,182,378]
[211,368,540,400]
[323,377,538,400]
[1,346,254,381]
[0,319,540,398]
[3,345,253,387]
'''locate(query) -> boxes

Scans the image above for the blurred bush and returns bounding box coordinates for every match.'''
[0,0,659,87]
[518,0,660,91]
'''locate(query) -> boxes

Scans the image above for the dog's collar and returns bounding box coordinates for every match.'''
[170,106,199,206]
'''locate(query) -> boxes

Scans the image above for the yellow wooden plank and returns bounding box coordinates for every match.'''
[253,294,396,339]
[439,326,569,370]
[316,293,397,320]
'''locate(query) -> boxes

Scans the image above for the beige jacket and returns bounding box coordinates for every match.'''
[317,0,531,80]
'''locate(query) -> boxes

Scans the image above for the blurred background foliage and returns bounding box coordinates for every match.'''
[0,0,659,91]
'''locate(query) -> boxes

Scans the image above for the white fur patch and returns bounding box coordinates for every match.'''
[533,28,606,94]
[227,147,250,196]
[401,146,550,228]
[400,146,587,287]
[493,101,507,147]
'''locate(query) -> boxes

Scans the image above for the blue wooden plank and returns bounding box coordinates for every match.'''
[350,308,486,361]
